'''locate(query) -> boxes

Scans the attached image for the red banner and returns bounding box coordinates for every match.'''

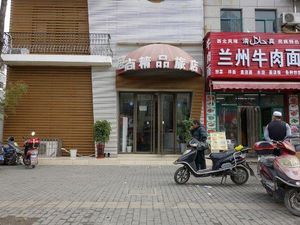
[204,32,300,80]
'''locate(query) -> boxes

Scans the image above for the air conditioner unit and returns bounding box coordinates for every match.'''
[9,48,30,54]
[281,12,300,25]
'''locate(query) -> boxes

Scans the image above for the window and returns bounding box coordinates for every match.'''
[221,9,242,32]
[255,10,277,33]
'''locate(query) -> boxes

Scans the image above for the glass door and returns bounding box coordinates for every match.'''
[175,93,192,153]
[136,94,154,152]
[160,94,175,153]
[119,92,192,154]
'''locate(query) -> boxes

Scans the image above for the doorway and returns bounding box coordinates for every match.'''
[119,92,191,154]
[237,106,261,147]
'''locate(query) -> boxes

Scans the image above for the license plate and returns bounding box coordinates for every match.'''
[31,155,37,158]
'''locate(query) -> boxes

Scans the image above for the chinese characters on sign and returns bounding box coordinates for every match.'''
[289,95,300,126]
[205,33,300,78]
[209,132,228,153]
[217,48,299,68]
[117,55,200,74]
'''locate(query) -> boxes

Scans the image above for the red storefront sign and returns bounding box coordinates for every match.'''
[204,32,300,80]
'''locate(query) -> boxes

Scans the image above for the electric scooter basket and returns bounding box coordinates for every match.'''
[253,141,276,155]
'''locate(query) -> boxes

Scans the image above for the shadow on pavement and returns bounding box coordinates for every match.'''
[0,216,39,225]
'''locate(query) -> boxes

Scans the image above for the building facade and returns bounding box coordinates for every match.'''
[1,0,205,156]
[2,0,112,156]
[2,0,299,156]
[203,0,300,148]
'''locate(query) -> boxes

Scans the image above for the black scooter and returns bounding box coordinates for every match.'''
[174,138,254,185]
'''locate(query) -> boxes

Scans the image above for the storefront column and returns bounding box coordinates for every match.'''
[92,67,118,156]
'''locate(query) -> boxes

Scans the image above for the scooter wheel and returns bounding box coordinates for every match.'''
[230,166,249,185]
[23,158,31,166]
[174,166,190,184]
[284,189,300,217]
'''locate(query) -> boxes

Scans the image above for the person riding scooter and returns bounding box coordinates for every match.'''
[190,120,207,170]
[2,136,23,165]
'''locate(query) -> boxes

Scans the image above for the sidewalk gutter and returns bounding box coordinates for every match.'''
[38,154,257,166]
[38,155,181,166]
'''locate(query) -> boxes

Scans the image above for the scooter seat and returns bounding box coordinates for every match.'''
[209,150,234,160]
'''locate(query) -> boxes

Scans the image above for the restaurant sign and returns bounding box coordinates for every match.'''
[117,55,201,75]
[204,32,300,79]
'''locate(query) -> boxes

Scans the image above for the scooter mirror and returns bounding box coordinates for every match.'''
[31,131,36,136]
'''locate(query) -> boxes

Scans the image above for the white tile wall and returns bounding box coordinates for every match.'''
[239,0,258,7]
[221,0,241,7]
[257,0,275,7]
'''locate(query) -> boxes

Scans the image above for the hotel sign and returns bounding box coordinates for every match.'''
[204,32,300,79]
[117,55,201,75]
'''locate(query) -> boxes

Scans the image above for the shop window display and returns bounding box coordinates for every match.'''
[215,93,285,147]
[217,106,238,145]
[237,94,258,106]
[260,94,284,107]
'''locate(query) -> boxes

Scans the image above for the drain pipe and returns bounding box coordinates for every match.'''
[293,0,298,13]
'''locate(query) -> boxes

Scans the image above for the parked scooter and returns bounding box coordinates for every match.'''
[254,137,300,216]
[22,131,40,169]
[0,136,23,165]
[174,138,254,185]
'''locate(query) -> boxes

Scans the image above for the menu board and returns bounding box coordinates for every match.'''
[209,132,228,153]
[206,94,216,132]
[289,95,300,126]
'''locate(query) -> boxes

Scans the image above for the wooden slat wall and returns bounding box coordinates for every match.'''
[10,0,89,33]
[116,75,204,120]
[3,67,95,155]
[10,0,89,54]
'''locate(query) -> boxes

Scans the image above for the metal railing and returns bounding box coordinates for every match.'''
[39,138,63,157]
[2,32,113,56]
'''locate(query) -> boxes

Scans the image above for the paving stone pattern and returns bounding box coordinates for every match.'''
[0,165,299,225]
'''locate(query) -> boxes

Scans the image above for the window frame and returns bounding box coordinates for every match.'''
[220,8,243,32]
[255,9,277,33]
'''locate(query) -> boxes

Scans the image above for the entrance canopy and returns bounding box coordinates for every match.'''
[117,44,202,76]
[211,81,300,91]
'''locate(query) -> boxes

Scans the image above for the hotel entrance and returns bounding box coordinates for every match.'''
[116,43,204,155]
[119,92,191,154]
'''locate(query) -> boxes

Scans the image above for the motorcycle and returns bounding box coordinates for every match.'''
[253,137,300,216]
[22,131,40,169]
[0,136,23,165]
[174,138,254,185]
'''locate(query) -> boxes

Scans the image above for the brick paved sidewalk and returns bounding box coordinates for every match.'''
[0,165,298,225]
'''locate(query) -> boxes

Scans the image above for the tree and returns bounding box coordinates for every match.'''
[0,81,28,117]
[0,0,8,66]
[0,1,27,118]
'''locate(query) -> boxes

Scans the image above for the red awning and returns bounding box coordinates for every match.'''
[211,81,300,90]
[117,44,202,75]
